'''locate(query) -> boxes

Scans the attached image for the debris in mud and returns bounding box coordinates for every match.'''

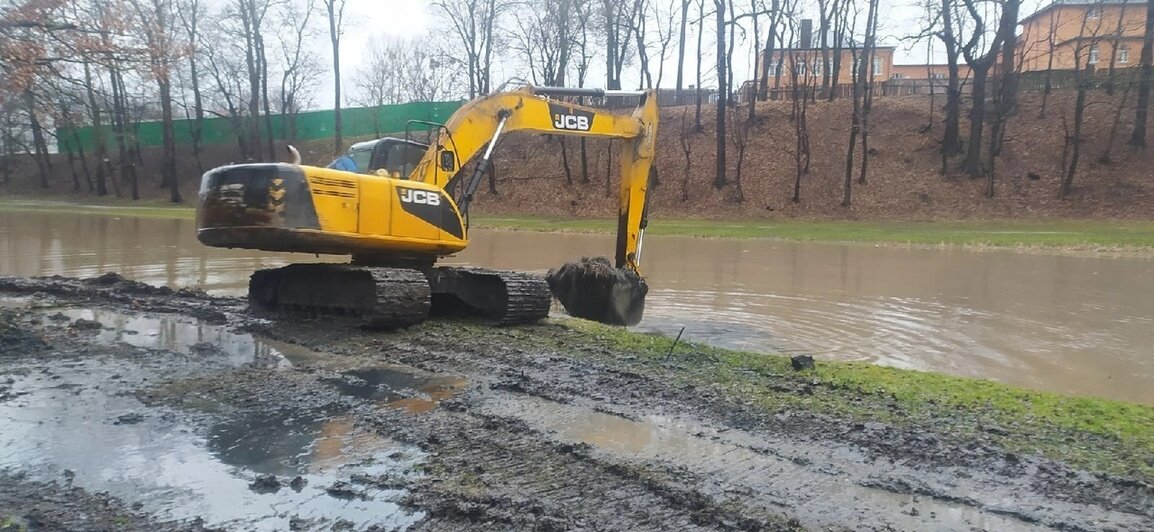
[114,413,144,425]
[546,256,648,326]
[249,475,282,493]
[791,355,815,371]
[70,318,103,330]
[325,480,361,500]
[289,476,307,492]
[0,312,46,352]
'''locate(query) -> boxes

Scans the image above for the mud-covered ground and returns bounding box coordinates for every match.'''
[1,274,1152,531]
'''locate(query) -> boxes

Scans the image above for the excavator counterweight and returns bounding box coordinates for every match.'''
[196,85,658,328]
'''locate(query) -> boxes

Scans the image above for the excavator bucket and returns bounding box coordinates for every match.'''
[546,257,648,326]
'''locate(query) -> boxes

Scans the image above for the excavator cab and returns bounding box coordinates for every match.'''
[340,138,428,178]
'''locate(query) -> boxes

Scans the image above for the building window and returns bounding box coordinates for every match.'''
[891,73,903,80]
[1088,6,1101,19]
[872,56,882,77]
[1120,46,1130,64]
[1089,45,1100,65]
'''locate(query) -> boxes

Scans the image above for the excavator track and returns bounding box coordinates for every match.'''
[248,264,431,329]
[247,264,550,329]
[427,267,552,325]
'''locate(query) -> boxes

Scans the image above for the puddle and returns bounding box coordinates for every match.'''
[0,355,426,530]
[46,307,318,368]
[479,395,1091,531]
[0,296,33,309]
[329,367,468,414]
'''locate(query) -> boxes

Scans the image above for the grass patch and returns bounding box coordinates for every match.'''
[0,197,194,220]
[473,216,1154,249]
[501,318,1154,481]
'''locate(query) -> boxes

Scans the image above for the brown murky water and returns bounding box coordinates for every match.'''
[3,209,1153,405]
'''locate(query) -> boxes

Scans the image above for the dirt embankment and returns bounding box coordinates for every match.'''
[3,90,1152,222]
[1,273,1152,531]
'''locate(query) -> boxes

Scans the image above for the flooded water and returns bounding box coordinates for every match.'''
[2,209,1153,405]
[0,308,430,530]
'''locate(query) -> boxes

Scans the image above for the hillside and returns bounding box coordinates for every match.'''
[3,89,1152,221]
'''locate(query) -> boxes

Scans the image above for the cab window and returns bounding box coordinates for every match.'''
[347,147,372,173]
[384,143,426,177]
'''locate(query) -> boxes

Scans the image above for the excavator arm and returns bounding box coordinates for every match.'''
[408,86,659,275]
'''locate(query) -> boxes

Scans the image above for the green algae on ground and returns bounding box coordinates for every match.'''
[485,318,1154,482]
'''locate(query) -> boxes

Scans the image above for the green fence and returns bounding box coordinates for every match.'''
[57,100,465,153]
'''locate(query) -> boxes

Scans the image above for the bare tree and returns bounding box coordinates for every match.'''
[132,0,183,202]
[352,37,454,126]
[934,0,963,160]
[322,0,346,154]
[714,0,727,189]
[675,0,691,89]
[984,0,1022,197]
[435,0,504,98]
[957,0,1009,178]
[857,0,879,185]
[603,0,642,90]
[678,109,692,200]
[511,0,574,85]
[176,0,206,174]
[276,0,321,143]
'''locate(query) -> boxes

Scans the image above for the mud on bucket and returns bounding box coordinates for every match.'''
[546,257,648,326]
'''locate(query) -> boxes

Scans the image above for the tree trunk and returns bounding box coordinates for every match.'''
[843,47,862,207]
[110,67,137,200]
[73,130,93,192]
[328,1,343,155]
[258,30,275,158]
[858,0,879,185]
[1061,87,1088,198]
[941,0,962,157]
[160,78,181,203]
[23,90,50,189]
[714,0,727,189]
[695,0,705,128]
[1130,0,1154,147]
[242,3,262,160]
[676,0,689,89]
[964,67,989,177]
[561,138,572,185]
[580,138,590,184]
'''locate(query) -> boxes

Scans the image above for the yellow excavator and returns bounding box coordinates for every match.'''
[195,85,657,328]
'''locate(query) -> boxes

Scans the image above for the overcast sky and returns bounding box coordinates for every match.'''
[325,0,1048,105]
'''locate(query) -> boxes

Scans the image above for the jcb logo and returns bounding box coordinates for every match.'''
[399,188,441,206]
[548,102,594,132]
[553,114,590,131]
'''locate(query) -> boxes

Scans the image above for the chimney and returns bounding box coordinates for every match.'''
[800,19,813,49]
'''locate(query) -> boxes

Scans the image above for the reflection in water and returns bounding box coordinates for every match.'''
[327,367,468,414]
[0,355,424,530]
[2,210,1153,404]
[50,307,311,367]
